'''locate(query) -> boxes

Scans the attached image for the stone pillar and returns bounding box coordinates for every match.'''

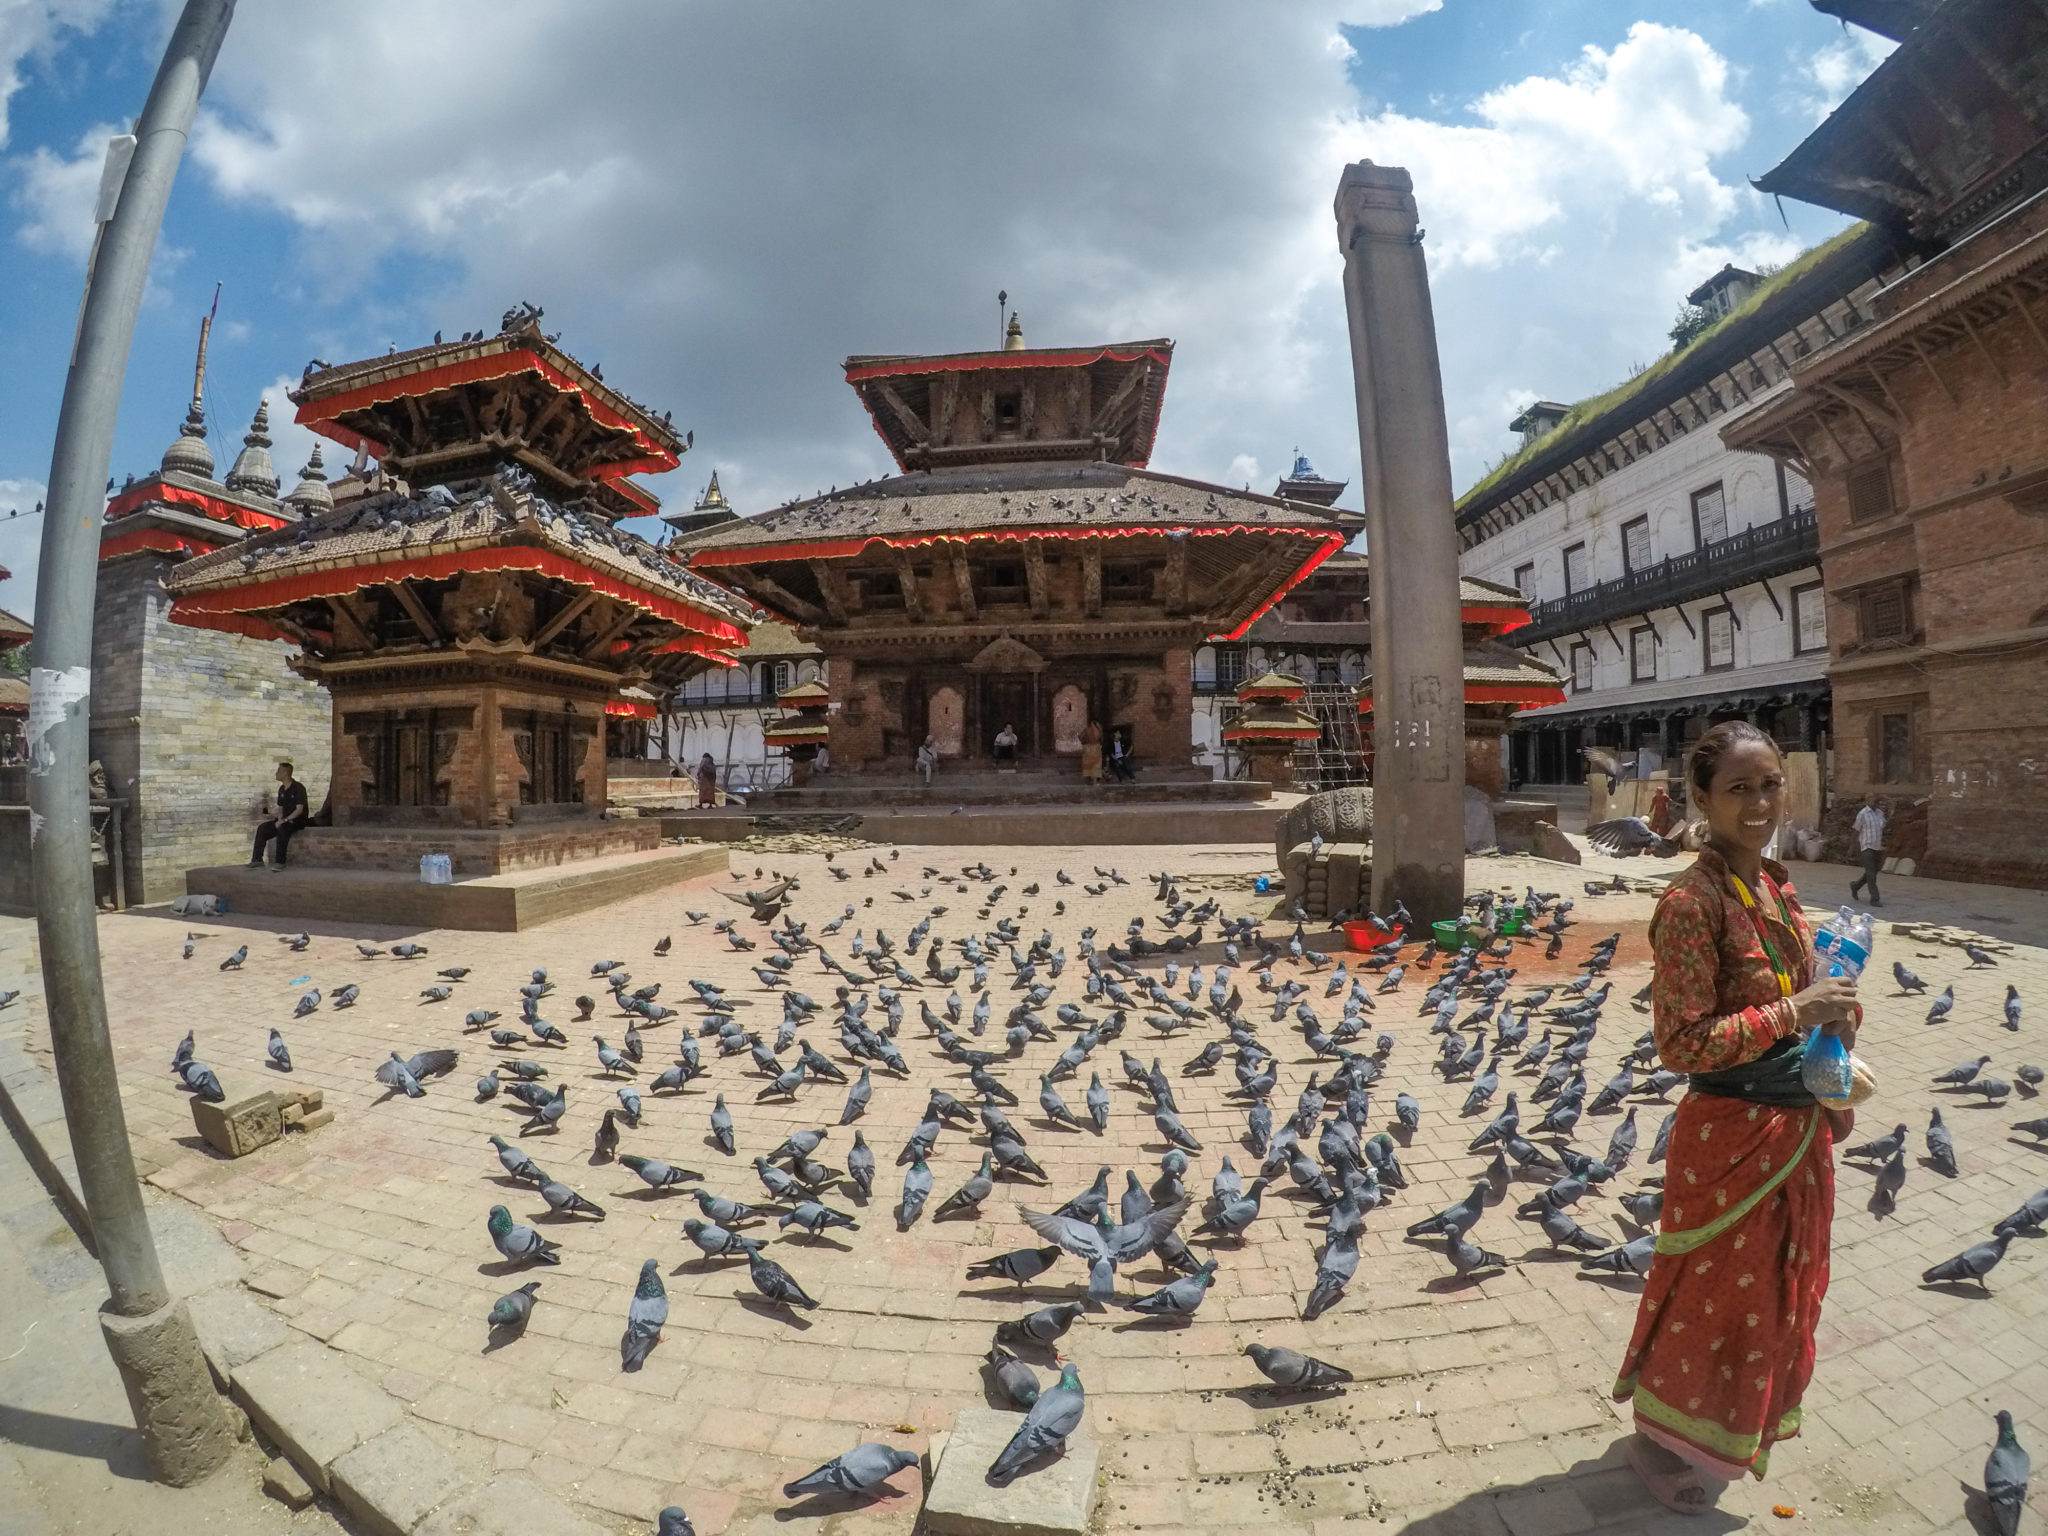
[1336,162,1466,924]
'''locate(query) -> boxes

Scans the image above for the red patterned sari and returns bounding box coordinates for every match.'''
[1612,848,1833,1481]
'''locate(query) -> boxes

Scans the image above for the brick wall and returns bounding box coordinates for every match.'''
[91,552,332,903]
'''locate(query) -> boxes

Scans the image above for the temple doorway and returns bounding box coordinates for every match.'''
[981,676,1030,758]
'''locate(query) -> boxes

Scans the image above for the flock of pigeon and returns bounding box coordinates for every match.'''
[160,847,2041,1534]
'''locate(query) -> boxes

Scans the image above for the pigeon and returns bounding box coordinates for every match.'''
[747,1248,819,1310]
[985,1342,1042,1408]
[840,1067,872,1125]
[1926,985,1955,1025]
[1407,1182,1487,1239]
[620,1154,700,1191]
[900,1157,933,1226]
[1993,1188,2048,1237]
[375,1048,460,1099]
[1921,1231,2011,1291]
[694,1189,762,1227]
[987,1361,1085,1484]
[1153,1106,1203,1151]
[538,1172,605,1219]
[966,1246,1062,1286]
[1926,1109,1958,1177]
[710,1095,735,1155]
[1579,1233,1657,1275]
[683,1218,762,1260]
[1245,1342,1352,1391]
[620,1259,667,1371]
[1845,1123,1908,1161]
[219,945,247,971]
[1303,1227,1360,1321]
[779,1200,859,1238]
[936,1155,995,1220]
[1540,1207,1610,1252]
[1127,1259,1216,1319]
[994,1302,1084,1348]
[487,1281,540,1332]
[656,1508,695,1536]
[487,1205,560,1266]
[295,990,322,1017]
[1618,1187,1664,1226]
[1446,1231,1511,1277]
[782,1443,920,1504]
[266,1029,292,1072]
[1892,961,1926,994]
[1021,1198,1193,1302]
[1984,1409,2030,1536]
[1964,943,2000,968]
[1872,1150,1906,1214]
[2005,986,2023,1031]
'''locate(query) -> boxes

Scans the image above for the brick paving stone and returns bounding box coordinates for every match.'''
[7,841,2048,1533]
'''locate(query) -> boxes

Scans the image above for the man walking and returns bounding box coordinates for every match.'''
[1849,791,1886,907]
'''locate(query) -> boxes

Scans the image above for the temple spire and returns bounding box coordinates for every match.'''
[1003,311,1025,351]
[284,442,332,516]
[159,303,217,479]
[224,399,279,498]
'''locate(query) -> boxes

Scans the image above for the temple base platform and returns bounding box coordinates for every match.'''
[182,841,727,932]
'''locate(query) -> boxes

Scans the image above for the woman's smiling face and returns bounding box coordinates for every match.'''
[1700,738,1786,857]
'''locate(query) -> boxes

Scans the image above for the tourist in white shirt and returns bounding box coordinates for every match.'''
[1850,793,1887,907]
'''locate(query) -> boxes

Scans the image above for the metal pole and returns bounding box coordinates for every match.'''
[28,0,239,1487]
[1335,162,1467,925]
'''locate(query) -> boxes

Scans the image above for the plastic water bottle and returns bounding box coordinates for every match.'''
[1802,907,1871,1106]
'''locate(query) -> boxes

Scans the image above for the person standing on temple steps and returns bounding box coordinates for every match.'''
[250,761,308,870]
[1849,792,1886,908]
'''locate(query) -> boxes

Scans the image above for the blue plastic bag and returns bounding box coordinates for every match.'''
[1801,1028,1853,1106]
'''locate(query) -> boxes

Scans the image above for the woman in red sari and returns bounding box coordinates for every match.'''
[1614,722,1861,1513]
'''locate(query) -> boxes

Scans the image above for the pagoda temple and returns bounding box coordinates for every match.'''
[674,320,1359,772]
[162,305,758,880]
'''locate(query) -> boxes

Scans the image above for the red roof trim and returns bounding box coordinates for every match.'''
[1215,533,1348,642]
[691,523,1340,569]
[1221,723,1321,741]
[1461,603,1532,637]
[106,479,289,532]
[844,346,1172,383]
[170,546,747,645]
[295,350,681,482]
[606,699,658,720]
[1358,682,1566,714]
[100,527,225,562]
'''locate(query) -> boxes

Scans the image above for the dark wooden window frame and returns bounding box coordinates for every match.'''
[1569,640,1595,694]
[1701,604,1736,672]
[1691,481,1728,549]
[1629,624,1657,683]
[1563,542,1590,595]
[1621,515,1652,574]
[1790,581,1828,655]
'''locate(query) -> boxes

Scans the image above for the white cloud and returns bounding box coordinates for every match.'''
[0,0,115,151]
[11,119,118,259]
[1800,26,1894,121]
[13,0,1821,521]
[0,478,48,617]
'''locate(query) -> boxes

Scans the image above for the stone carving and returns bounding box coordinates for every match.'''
[1275,784,1375,870]
[966,633,1046,673]
[928,685,964,756]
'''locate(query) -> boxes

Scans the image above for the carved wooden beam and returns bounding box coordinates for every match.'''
[533,590,598,649]
[873,381,930,443]
[1161,535,1188,616]
[1082,544,1102,618]
[389,579,444,645]
[951,551,978,620]
[581,602,643,660]
[1090,363,1147,434]
[734,566,826,626]
[328,593,375,651]
[810,560,852,623]
[896,553,925,622]
[1024,541,1050,620]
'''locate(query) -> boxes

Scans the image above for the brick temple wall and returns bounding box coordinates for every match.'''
[91,551,333,903]
[1801,206,2048,888]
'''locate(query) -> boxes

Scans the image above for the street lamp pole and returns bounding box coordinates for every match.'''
[27,0,240,1486]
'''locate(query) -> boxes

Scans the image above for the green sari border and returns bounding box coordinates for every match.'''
[1614,1377,1803,1476]
[1654,1106,1820,1258]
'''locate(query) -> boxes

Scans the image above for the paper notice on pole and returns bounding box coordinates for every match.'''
[26,666,92,777]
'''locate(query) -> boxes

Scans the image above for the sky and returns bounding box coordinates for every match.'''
[0,0,1893,616]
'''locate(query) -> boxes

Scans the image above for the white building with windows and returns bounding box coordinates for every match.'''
[1453,224,1902,789]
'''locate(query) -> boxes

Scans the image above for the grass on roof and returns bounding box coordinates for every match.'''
[1454,223,1868,509]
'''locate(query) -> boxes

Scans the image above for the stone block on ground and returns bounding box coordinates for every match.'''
[263,1455,316,1510]
[185,1284,290,1383]
[231,1339,403,1492]
[1529,821,1581,866]
[923,1408,1100,1536]
[412,1472,610,1536]
[330,1422,474,1536]
[190,1073,285,1159]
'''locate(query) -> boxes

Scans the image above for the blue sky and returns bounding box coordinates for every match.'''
[0,0,1890,615]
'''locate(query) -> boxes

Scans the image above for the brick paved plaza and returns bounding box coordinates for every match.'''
[4,837,2044,1535]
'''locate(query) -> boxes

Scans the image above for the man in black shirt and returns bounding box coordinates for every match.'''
[250,761,309,869]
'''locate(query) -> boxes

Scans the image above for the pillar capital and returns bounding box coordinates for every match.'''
[1335,161,1420,247]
